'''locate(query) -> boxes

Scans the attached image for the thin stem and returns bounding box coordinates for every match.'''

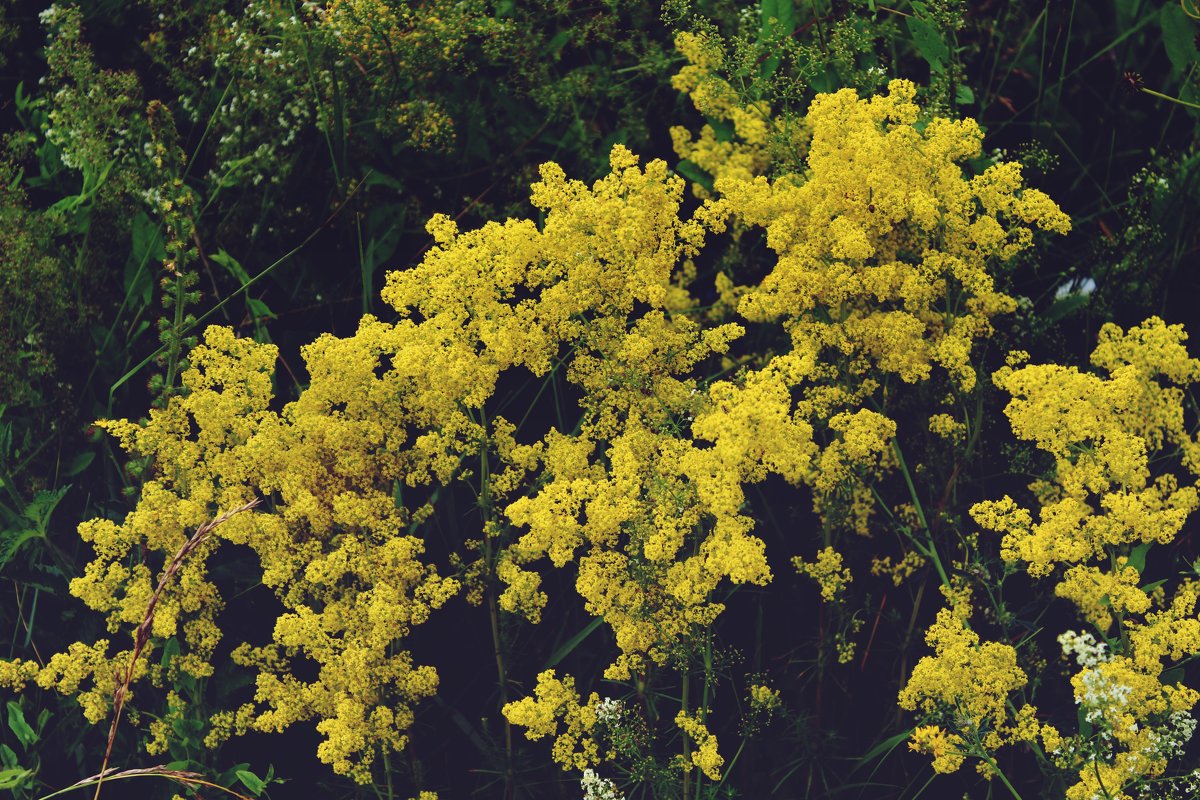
[681,671,691,800]
[891,440,951,588]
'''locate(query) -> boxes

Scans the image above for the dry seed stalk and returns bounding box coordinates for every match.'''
[49,765,253,800]
[92,497,261,800]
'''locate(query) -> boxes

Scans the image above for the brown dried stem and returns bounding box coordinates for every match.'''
[92,497,262,800]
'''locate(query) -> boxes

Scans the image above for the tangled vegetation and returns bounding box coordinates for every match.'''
[2,2,1200,799]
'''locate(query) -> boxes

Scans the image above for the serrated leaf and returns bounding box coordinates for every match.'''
[0,529,44,571]
[906,15,949,73]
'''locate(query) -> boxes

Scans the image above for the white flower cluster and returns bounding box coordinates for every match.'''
[1077,667,1132,726]
[580,769,623,800]
[595,697,623,727]
[1058,630,1110,668]
[1147,711,1198,761]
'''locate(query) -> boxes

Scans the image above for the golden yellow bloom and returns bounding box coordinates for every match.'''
[793,546,852,601]
[908,725,965,774]
[675,709,724,780]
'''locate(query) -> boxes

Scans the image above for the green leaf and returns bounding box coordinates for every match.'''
[211,249,251,287]
[1161,3,1200,76]
[542,29,572,56]
[246,298,276,321]
[236,770,267,795]
[906,15,949,73]
[675,160,715,193]
[1045,291,1090,323]
[760,0,796,40]
[160,636,181,669]
[955,84,975,105]
[130,212,165,267]
[1077,705,1093,739]
[22,486,69,533]
[0,767,33,790]
[1127,541,1152,575]
[853,729,912,769]
[707,117,735,143]
[543,617,603,669]
[6,702,37,750]
[62,450,94,478]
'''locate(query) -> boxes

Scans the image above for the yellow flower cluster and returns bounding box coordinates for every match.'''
[501,670,601,771]
[747,683,781,713]
[908,725,965,774]
[3,53,1080,790]
[669,31,776,189]
[719,79,1069,396]
[968,319,1200,797]
[674,709,723,780]
[870,550,926,586]
[973,317,1200,578]
[3,318,474,782]
[898,592,1044,772]
[792,546,852,601]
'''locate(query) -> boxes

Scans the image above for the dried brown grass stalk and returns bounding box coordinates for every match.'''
[91,497,262,800]
[45,765,253,800]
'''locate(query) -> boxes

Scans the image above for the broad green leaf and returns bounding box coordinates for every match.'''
[1162,3,1200,76]
[707,117,736,143]
[955,84,975,105]
[62,450,94,477]
[675,160,715,193]
[237,770,267,795]
[6,702,36,750]
[1126,541,1152,574]
[760,0,796,39]
[0,767,32,790]
[211,249,251,287]
[906,15,949,73]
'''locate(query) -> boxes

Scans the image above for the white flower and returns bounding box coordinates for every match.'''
[580,768,622,800]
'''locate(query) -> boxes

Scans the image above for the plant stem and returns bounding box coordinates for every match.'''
[681,670,691,800]
[891,440,951,588]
